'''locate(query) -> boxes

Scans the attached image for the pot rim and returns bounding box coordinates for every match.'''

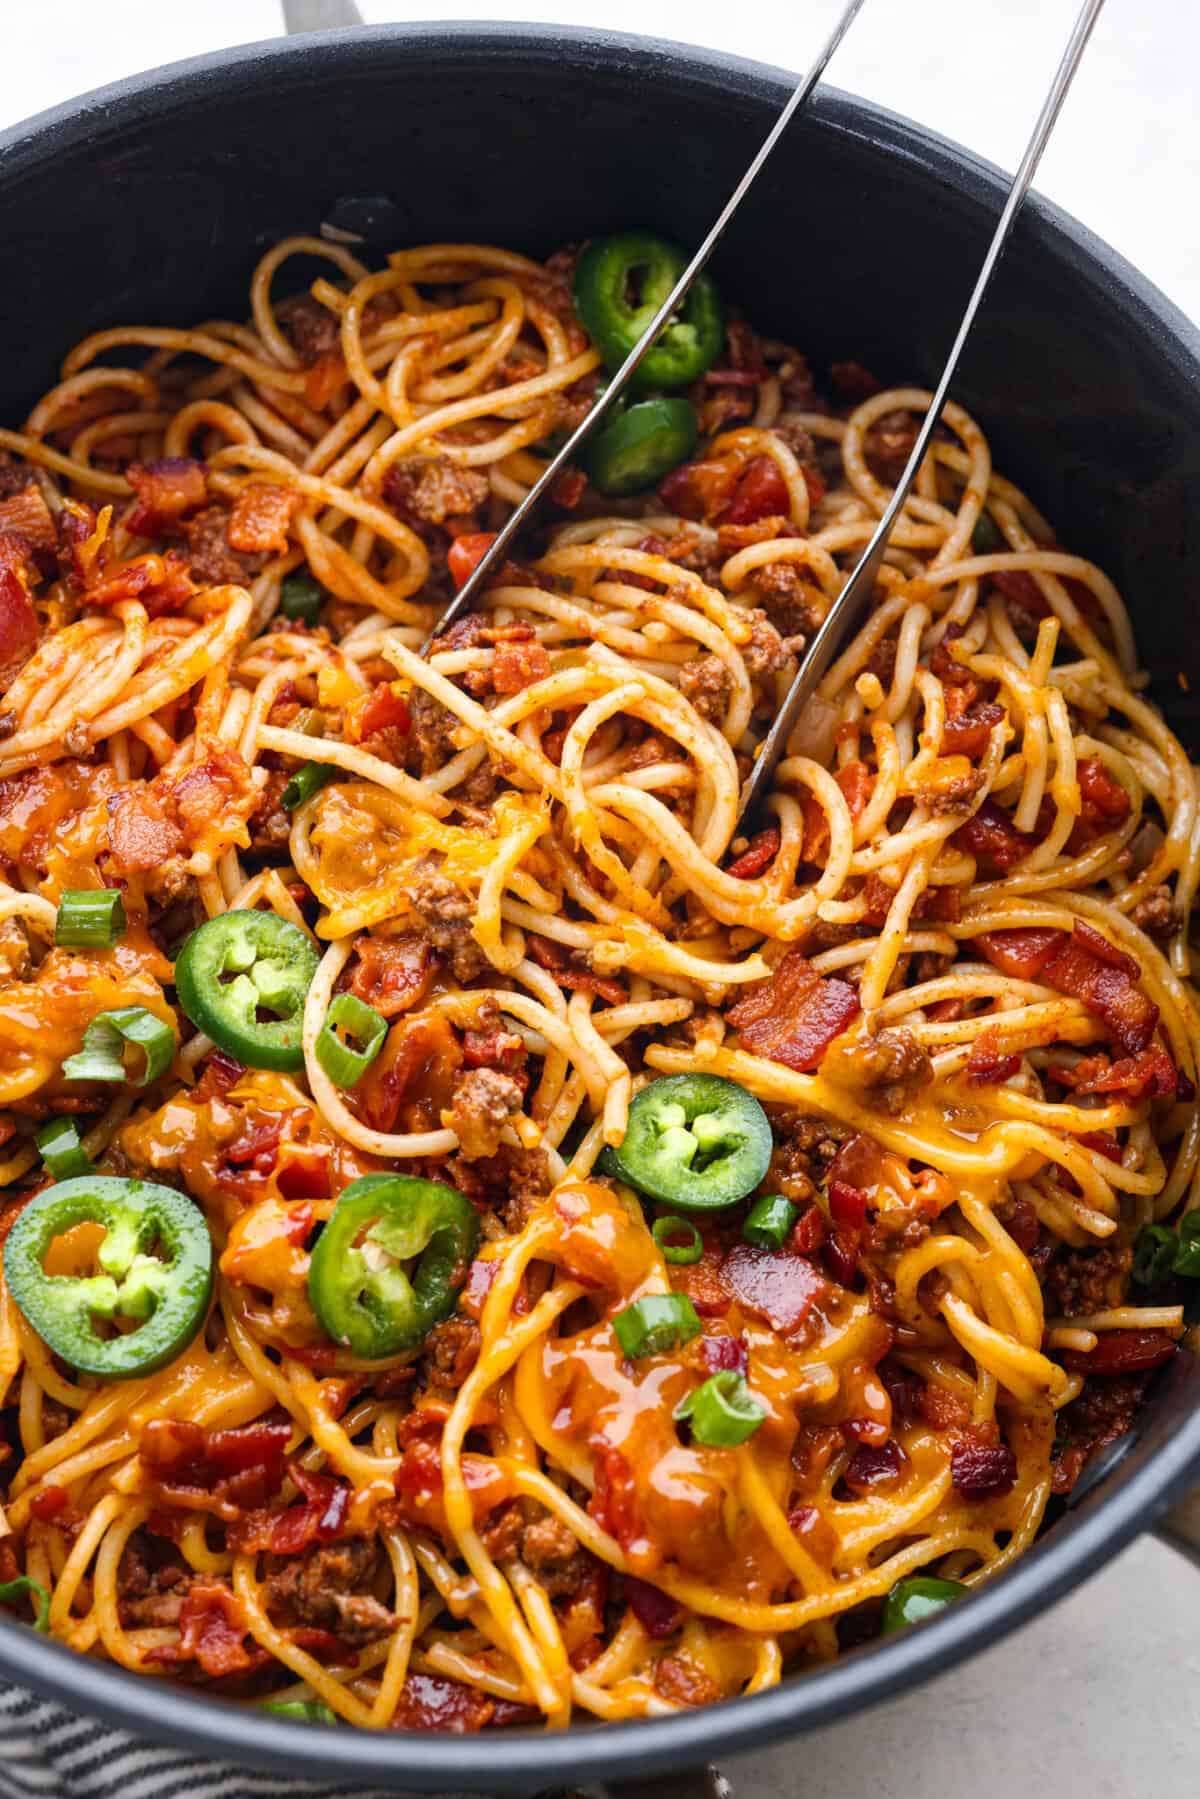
[0,20,1197,1788]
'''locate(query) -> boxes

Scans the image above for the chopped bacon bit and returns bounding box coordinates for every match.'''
[719,456,789,527]
[843,1440,905,1492]
[727,826,780,880]
[348,936,435,1019]
[304,350,348,410]
[727,950,861,1072]
[973,927,1063,980]
[954,798,1034,873]
[589,1444,649,1561]
[0,569,37,668]
[671,1240,730,1318]
[0,484,57,551]
[280,1202,316,1246]
[125,458,208,536]
[389,1438,509,1532]
[625,1575,682,1639]
[390,1671,499,1733]
[526,936,626,1006]
[1062,1329,1177,1375]
[861,875,960,927]
[1053,1046,1179,1102]
[917,1384,972,1431]
[462,1019,526,1075]
[975,925,1159,1056]
[29,1485,70,1524]
[460,1255,501,1320]
[950,1436,1017,1499]
[823,1178,869,1285]
[228,1459,350,1557]
[106,787,185,871]
[698,1333,749,1376]
[83,549,196,616]
[447,532,497,590]
[147,1582,268,1678]
[658,456,739,523]
[720,1241,828,1338]
[965,1026,1023,1086]
[941,699,1006,757]
[492,635,552,695]
[227,484,298,555]
[1076,757,1130,831]
[192,1048,246,1102]
[792,1203,827,1255]
[803,760,873,863]
[550,465,588,509]
[140,1417,291,1520]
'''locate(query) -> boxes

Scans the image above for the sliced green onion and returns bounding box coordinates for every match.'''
[1132,1223,1178,1286]
[279,572,324,624]
[1174,1222,1200,1278]
[0,1575,51,1632]
[62,1007,174,1087]
[971,512,1004,555]
[315,992,388,1088]
[35,1119,91,1181]
[55,888,126,949]
[742,1194,798,1251]
[281,760,339,812]
[612,1293,701,1359]
[652,1215,703,1265]
[261,1698,337,1724]
[882,1574,966,1634]
[674,1370,765,1447]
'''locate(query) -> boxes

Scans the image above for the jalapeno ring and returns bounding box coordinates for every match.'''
[602,1072,772,1211]
[174,910,318,1073]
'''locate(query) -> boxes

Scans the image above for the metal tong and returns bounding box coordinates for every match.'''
[426,0,1106,829]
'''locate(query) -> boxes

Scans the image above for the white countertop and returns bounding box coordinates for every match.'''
[2,3,1196,1795]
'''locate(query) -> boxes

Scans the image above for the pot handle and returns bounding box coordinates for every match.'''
[592,1767,732,1799]
[1153,1486,1200,1566]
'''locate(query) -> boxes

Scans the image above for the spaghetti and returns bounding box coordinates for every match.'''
[0,234,1193,1731]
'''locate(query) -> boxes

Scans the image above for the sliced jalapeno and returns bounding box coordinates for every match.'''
[174,911,318,1073]
[261,1698,336,1724]
[585,397,698,497]
[308,1174,479,1359]
[574,232,724,390]
[602,1073,772,1211]
[3,1176,212,1379]
[881,1574,966,1634]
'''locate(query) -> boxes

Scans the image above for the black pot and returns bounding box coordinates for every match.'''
[0,22,1197,1797]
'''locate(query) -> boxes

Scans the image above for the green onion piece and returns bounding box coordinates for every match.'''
[971,512,1004,555]
[742,1194,798,1251]
[55,888,126,949]
[0,1575,51,1633]
[1132,1223,1178,1286]
[612,1293,701,1359]
[35,1118,91,1181]
[315,992,388,1088]
[279,572,324,623]
[62,1007,174,1087]
[652,1215,703,1266]
[1174,1230,1200,1278]
[281,760,339,812]
[674,1370,765,1447]
[261,1698,337,1724]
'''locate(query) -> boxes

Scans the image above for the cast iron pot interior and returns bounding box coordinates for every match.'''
[0,22,1197,1793]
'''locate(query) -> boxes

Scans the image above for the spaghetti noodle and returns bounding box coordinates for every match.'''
[0,234,1193,1731]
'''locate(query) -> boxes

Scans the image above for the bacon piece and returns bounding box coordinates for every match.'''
[972,927,1063,980]
[447,532,497,590]
[228,1460,350,1557]
[526,935,626,1006]
[227,485,298,554]
[625,1576,682,1639]
[792,1203,827,1255]
[390,1671,499,1733]
[824,1178,869,1285]
[0,569,37,670]
[589,1444,648,1560]
[0,484,56,552]
[726,826,780,880]
[389,1438,510,1533]
[1052,1046,1179,1102]
[658,456,739,523]
[1076,757,1130,832]
[148,1582,268,1678]
[941,699,1005,757]
[719,456,789,526]
[140,1417,291,1520]
[965,1025,1022,1086]
[950,1437,1017,1499]
[550,464,588,509]
[492,635,551,695]
[462,1020,526,1075]
[125,458,208,536]
[954,798,1034,873]
[83,549,196,617]
[803,761,872,863]
[348,935,435,1019]
[349,683,411,743]
[105,788,184,871]
[1062,1329,1177,1375]
[304,350,348,410]
[727,950,860,1072]
[192,1048,246,1102]
[861,875,960,927]
[843,1440,905,1492]
[29,1485,69,1524]
[459,1255,501,1320]
[698,1333,749,1376]
[720,1241,828,1337]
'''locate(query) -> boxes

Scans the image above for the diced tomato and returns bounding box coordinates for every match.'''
[954,799,1034,873]
[447,532,498,589]
[1062,1329,1177,1375]
[719,456,789,526]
